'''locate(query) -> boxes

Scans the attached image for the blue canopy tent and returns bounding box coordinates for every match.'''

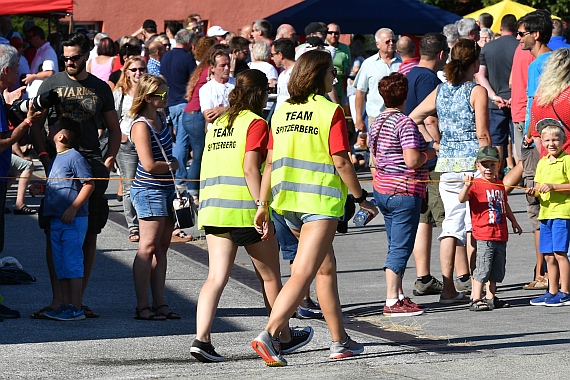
[265,0,461,35]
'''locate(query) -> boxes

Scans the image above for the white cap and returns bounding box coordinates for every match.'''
[207,26,229,37]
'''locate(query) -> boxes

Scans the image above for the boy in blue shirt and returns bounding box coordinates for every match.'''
[43,117,94,321]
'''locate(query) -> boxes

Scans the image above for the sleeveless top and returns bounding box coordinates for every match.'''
[90,57,114,82]
[131,114,174,189]
[435,81,479,173]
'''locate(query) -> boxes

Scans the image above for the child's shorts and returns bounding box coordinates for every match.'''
[473,240,507,283]
[539,219,570,254]
[50,216,88,280]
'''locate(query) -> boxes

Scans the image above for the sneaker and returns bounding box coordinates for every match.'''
[454,277,472,293]
[486,297,510,310]
[413,277,444,296]
[384,299,424,317]
[329,335,364,359]
[53,305,86,321]
[190,339,225,363]
[44,304,67,320]
[281,326,314,354]
[403,297,429,311]
[295,297,323,319]
[251,331,287,367]
[545,292,570,307]
[0,304,20,319]
[530,291,555,306]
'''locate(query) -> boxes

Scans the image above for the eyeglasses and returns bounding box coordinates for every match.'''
[128,67,146,73]
[385,39,397,44]
[327,31,340,36]
[62,55,83,62]
[151,91,168,100]
[270,51,279,57]
[517,31,533,38]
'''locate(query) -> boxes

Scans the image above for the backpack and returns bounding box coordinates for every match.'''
[0,266,36,285]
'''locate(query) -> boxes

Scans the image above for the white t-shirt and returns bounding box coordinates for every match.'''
[248,61,278,81]
[199,77,236,129]
[275,65,294,110]
[27,42,58,98]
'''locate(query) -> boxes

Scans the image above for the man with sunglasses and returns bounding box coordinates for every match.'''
[29,33,120,319]
[457,18,481,42]
[326,23,351,106]
[229,37,250,78]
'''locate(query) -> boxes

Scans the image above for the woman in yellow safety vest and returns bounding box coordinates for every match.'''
[252,50,378,366]
[191,69,313,363]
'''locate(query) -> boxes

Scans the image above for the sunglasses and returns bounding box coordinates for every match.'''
[128,67,146,73]
[517,31,533,38]
[62,54,83,62]
[327,31,340,36]
[385,39,397,44]
[151,91,168,100]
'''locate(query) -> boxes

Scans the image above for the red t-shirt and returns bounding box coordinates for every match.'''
[267,107,349,155]
[185,67,208,112]
[530,86,570,157]
[511,46,534,123]
[468,178,509,242]
[246,118,269,161]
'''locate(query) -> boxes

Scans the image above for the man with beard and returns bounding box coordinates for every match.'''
[29,33,120,319]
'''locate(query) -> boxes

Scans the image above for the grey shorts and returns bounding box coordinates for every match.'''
[473,240,507,283]
[8,154,32,176]
[521,145,541,230]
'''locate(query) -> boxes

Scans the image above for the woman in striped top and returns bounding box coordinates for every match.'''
[129,74,180,321]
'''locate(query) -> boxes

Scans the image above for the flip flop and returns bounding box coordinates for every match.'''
[439,292,471,304]
[13,205,37,215]
[30,306,53,319]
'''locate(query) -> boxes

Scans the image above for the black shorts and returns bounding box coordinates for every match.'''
[204,226,264,246]
[87,159,110,234]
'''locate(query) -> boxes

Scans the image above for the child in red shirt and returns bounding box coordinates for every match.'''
[458,146,522,311]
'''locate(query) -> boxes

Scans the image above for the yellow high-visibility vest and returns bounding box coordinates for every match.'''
[270,95,347,217]
[198,110,264,229]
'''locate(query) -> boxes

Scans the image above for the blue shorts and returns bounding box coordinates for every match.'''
[50,216,88,279]
[131,186,176,219]
[272,210,299,261]
[281,211,338,232]
[489,108,511,147]
[539,219,570,254]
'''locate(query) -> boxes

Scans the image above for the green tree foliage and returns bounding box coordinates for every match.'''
[421,0,569,17]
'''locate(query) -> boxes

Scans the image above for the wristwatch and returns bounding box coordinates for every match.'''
[353,189,368,204]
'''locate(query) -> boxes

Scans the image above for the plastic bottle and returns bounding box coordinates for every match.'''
[353,198,376,227]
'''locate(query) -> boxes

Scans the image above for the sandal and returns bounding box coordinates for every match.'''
[129,229,140,243]
[523,276,549,290]
[13,205,37,215]
[30,306,53,319]
[82,305,99,318]
[469,299,490,311]
[171,230,192,243]
[154,304,181,319]
[134,307,166,321]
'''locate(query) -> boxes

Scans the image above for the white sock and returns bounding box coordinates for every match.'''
[386,298,398,306]
[398,294,405,300]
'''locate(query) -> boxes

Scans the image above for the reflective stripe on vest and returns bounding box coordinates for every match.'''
[198,110,265,229]
[269,95,347,217]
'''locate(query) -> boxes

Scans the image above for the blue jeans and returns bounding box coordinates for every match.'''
[182,111,206,195]
[169,103,190,184]
[115,141,139,232]
[374,191,422,274]
[272,210,299,261]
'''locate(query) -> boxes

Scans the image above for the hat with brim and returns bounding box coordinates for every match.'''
[207,26,229,37]
[305,22,327,35]
[536,118,564,134]
[476,146,500,162]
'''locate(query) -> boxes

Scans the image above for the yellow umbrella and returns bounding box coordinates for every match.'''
[464,0,538,34]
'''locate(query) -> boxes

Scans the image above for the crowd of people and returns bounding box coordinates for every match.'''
[1,8,570,366]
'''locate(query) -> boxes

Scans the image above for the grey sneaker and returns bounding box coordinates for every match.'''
[413,277,444,296]
[281,326,314,354]
[329,335,364,359]
[454,277,472,293]
[251,330,287,367]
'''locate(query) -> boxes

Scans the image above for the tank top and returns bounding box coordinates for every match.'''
[90,56,114,82]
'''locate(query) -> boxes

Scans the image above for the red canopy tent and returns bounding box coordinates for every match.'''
[0,0,73,16]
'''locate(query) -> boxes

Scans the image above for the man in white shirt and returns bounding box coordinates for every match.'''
[23,26,58,98]
[271,38,296,110]
[199,51,235,130]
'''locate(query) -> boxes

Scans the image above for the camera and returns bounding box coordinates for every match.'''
[7,89,60,126]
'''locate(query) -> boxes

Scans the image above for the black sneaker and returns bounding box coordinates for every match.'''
[281,326,314,354]
[487,297,510,310]
[190,339,225,363]
[0,304,20,319]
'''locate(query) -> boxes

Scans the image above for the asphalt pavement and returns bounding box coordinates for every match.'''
[1,165,569,379]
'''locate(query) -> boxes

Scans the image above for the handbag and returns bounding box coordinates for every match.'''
[147,116,196,229]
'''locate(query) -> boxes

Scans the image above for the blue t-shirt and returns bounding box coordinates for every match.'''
[160,48,196,107]
[404,67,441,115]
[0,97,10,181]
[525,51,551,133]
[44,148,93,217]
[547,36,570,51]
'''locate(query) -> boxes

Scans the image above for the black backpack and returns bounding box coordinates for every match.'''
[0,266,36,285]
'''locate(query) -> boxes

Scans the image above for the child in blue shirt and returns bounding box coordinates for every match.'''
[43,117,94,321]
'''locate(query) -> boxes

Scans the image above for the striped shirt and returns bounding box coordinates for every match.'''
[369,111,428,197]
[131,114,175,189]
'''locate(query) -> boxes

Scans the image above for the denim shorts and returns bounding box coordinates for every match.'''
[438,171,475,246]
[131,186,176,219]
[273,210,299,261]
[50,216,88,280]
[473,240,507,283]
[281,211,338,231]
[539,219,570,254]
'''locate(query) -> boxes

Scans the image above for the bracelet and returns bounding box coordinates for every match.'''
[38,151,48,158]
[256,200,270,207]
[353,188,368,204]
[23,118,33,127]
[492,95,497,102]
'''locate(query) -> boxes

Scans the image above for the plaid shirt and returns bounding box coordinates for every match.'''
[147,57,161,76]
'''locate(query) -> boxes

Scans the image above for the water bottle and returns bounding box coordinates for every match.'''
[353,199,376,227]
